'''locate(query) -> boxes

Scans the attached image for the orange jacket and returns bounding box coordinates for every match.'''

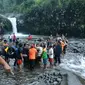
[60,41,65,51]
[29,48,37,60]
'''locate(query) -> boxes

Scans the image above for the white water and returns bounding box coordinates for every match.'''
[8,17,17,34]
[60,53,85,79]
[7,17,29,38]
[7,17,49,38]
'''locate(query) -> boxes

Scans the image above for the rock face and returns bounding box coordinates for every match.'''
[0,14,12,33]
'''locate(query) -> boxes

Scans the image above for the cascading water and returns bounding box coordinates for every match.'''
[7,17,46,38]
[8,17,17,34]
[7,17,28,38]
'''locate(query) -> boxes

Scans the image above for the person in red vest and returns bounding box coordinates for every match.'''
[12,33,16,42]
[27,34,32,40]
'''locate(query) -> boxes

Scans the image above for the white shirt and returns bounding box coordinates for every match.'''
[36,46,43,57]
[48,48,54,58]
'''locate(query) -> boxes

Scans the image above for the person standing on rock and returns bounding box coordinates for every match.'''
[61,40,68,55]
[16,43,23,71]
[41,45,48,69]
[48,45,54,68]
[36,44,43,66]
[27,34,32,40]
[54,41,62,65]
[3,40,9,63]
[12,33,16,42]
[22,43,29,67]
[29,44,37,71]
[8,34,12,43]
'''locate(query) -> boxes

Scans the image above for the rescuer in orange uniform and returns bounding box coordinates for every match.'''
[28,44,37,70]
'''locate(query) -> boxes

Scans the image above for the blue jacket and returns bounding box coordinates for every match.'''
[54,44,62,56]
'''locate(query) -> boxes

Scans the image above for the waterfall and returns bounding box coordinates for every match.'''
[7,17,28,38]
[8,17,17,34]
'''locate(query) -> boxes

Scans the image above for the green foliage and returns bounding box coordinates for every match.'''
[0,15,12,33]
[1,0,85,37]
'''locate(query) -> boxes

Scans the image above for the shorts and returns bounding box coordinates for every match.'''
[49,58,54,63]
[43,58,47,65]
[29,59,35,66]
[17,59,22,65]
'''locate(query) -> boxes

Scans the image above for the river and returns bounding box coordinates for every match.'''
[60,38,85,79]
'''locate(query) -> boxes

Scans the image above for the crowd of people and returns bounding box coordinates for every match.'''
[0,34,68,72]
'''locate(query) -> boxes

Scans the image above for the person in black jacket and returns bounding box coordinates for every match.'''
[54,40,62,65]
[22,43,29,67]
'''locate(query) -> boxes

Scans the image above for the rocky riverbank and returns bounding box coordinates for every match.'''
[0,63,84,85]
[26,66,84,85]
[0,37,85,85]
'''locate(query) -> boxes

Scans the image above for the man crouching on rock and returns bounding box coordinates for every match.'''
[0,56,14,75]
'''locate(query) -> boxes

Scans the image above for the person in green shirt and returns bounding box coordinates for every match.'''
[42,45,48,69]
